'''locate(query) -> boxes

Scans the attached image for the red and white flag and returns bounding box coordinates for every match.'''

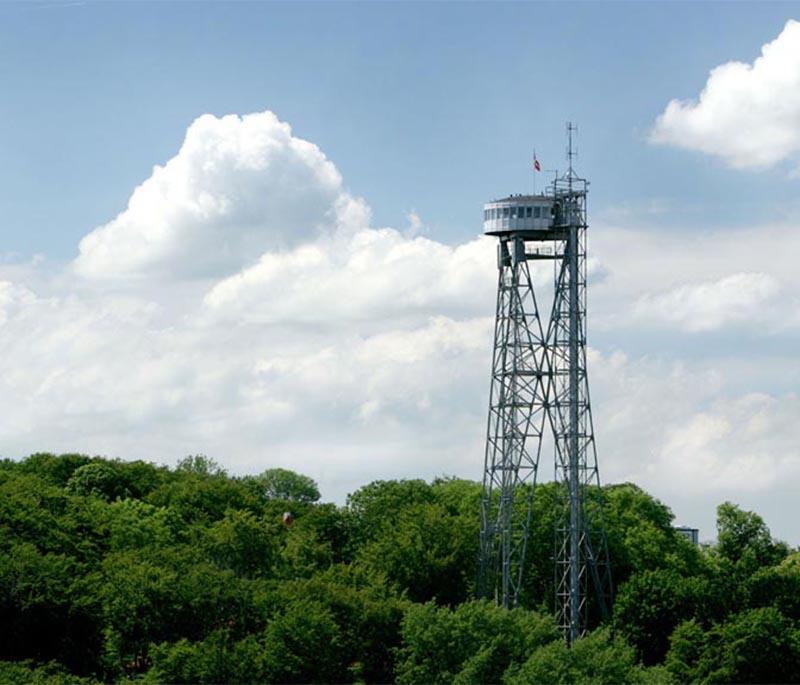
[533,155,541,172]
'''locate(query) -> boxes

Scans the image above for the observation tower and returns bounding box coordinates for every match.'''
[477,125,612,643]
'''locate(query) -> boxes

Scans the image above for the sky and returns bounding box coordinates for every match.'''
[1,1,800,544]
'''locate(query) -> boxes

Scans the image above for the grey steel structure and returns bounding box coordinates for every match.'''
[478,125,612,643]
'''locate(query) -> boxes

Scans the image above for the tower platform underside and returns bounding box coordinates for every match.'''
[483,228,569,240]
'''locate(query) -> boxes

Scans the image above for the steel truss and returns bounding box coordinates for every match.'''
[478,140,612,641]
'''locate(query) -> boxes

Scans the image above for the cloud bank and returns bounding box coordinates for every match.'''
[1,109,799,542]
[650,20,800,170]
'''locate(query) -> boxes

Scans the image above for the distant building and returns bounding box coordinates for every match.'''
[674,526,699,545]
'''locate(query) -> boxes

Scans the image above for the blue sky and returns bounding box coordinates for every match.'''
[2,1,800,257]
[1,2,800,543]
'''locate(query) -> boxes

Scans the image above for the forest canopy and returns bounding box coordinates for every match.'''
[0,453,798,684]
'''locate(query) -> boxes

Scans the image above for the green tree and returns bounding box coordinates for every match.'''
[747,555,800,621]
[206,509,280,579]
[0,541,100,673]
[111,459,171,499]
[396,600,558,685]
[430,477,482,518]
[356,501,475,604]
[666,608,800,684]
[252,467,321,503]
[346,479,435,546]
[613,568,715,665]
[5,453,800,685]
[100,546,259,676]
[0,660,100,685]
[100,552,179,673]
[18,453,93,486]
[273,564,406,684]
[518,482,701,614]
[664,619,707,683]
[603,483,701,583]
[176,455,225,476]
[146,466,259,524]
[146,630,265,684]
[104,499,177,552]
[260,599,345,684]
[285,502,351,567]
[0,471,72,553]
[66,462,129,500]
[716,502,788,571]
[505,627,643,685]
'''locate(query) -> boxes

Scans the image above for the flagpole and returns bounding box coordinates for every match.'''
[533,148,536,196]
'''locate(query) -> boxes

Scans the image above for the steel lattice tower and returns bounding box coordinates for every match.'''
[478,125,612,642]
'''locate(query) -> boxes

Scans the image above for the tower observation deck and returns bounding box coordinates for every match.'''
[484,195,558,235]
[477,127,613,643]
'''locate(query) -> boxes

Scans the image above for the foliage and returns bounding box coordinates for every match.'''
[504,627,647,684]
[516,481,702,616]
[602,483,702,582]
[251,467,321,503]
[666,609,800,684]
[396,600,559,685]
[0,540,101,673]
[0,453,797,684]
[346,478,436,545]
[716,501,789,571]
[146,630,265,684]
[206,509,281,579]
[281,503,351,574]
[345,478,479,605]
[272,565,407,683]
[176,454,225,476]
[356,501,476,605]
[66,462,130,500]
[0,660,100,684]
[747,562,800,621]
[18,452,93,486]
[612,568,714,664]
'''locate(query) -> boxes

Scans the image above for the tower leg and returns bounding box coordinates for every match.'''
[550,193,613,642]
[568,223,581,645]
[479,237,550,608]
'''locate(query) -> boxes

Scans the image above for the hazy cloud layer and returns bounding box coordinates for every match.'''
[1,109,799,543]
[631,272,781,332]
[589,223,800,334]
[650,20,800,170]
[591,351,800,495]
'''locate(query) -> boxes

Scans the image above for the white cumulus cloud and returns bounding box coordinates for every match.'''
[74,111,352,280]
[202,229,496,326]
[650,19,800,170]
